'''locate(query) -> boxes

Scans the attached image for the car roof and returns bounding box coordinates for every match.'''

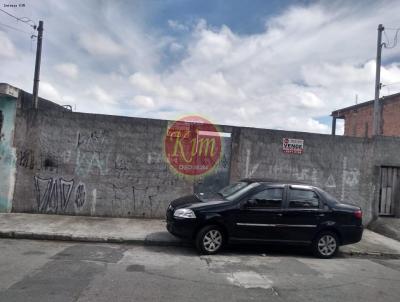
[240,178,310,186]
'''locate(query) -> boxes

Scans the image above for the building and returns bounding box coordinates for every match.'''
[331,92,400,138]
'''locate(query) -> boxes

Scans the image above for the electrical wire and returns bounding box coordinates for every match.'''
[382,82,400,87]
[0,8,36,29]
[0,21,33,35]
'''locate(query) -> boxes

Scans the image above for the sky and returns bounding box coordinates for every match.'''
[1,0,400,135]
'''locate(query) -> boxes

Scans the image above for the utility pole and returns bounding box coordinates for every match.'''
[373,24,384,136]
[32,20,43,110]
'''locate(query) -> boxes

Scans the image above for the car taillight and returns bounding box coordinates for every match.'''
[354,210,362,219]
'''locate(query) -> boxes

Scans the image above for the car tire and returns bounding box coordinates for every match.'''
[195,225,225,255]
[312,231,339,259]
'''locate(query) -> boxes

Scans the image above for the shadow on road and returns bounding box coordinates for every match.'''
[142,241,331,259]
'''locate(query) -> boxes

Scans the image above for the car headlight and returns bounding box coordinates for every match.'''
[174,208,196,219]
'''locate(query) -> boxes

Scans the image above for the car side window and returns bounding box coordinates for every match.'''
[288,189,320,209]
[247,188,283,209]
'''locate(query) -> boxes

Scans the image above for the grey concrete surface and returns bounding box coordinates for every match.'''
[3,85,400,223]
[1,213,400,257]
[340,227,400,256]
[1,239,400,302]
[369,217,400,242]
[0,213,183,246]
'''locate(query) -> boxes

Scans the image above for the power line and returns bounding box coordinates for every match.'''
[0,8,36,29]
[0,21,33,35]
[382,81,400,87]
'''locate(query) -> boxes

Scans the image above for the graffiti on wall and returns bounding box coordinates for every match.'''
[110,183,163,217]
[0,110,3,139]
[75,130,110,176]
[75,150,110,176]
[77,130,108,149]
[34,176,86,213]
[244,148,360,200]
[17,149,65,173]
[341,156,360,200]
[75,183,86,208]
[18,149,35,170]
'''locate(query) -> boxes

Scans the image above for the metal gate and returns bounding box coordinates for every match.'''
[379,167,400,216]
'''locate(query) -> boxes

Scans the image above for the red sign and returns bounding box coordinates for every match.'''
[164,115,222,176]
[283,138,304,154]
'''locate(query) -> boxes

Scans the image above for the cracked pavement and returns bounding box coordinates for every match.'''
[0,239,400,302]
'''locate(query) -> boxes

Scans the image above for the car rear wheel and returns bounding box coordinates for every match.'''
[312,231,339,258]
[195,225,224,255]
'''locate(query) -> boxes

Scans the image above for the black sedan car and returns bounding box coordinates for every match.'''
[166,179,363,258]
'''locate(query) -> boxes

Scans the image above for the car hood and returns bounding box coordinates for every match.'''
[170,194,227,209]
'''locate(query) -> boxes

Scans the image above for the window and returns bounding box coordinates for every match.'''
[247,188,283,209]
[218,181,248,198]
[288,189,320,209]
[223,182,260,202]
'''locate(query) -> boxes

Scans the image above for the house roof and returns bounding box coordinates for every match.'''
[331,92,400,118]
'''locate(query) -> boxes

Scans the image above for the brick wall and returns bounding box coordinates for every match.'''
[343,95,400,138]
[343,106,373,138]
[382,96,400,137]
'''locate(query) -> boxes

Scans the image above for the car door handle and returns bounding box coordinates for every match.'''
[276,213,283,217]
[317,213,325,217]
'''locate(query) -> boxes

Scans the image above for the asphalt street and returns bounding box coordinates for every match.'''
[0,239,400,302]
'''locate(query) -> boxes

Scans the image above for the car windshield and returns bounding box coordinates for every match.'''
[218,182,249,198]
[217,182,260,201]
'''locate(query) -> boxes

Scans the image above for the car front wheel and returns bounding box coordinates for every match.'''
[195,225,225,255]
[312,231,339,258]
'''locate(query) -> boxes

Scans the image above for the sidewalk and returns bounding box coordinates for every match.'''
[369,217,400,242]
[1,213,400,257]
[0,213,184,246]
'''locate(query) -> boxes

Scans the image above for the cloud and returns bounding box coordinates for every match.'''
[168,20,189,32]
[54,63,79,78]
[132,95,155,109]
[0,31,16,58]
[78,32,126,56]
[169,42,184,53]
[86,86,116,105]
[2,0,400,134]
[40,82,62,101]
[125,2,400,133]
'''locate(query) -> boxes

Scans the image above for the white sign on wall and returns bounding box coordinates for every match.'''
[282,138,304,154]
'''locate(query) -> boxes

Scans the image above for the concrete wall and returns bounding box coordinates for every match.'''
[12,108,193,218]
[229,128,379,223]
[4,86,400,224]
[0,95,17,212]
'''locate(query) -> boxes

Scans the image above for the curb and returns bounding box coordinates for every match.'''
[0,231,191,247]
[1,231,399,258]
[340,249,400,258]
